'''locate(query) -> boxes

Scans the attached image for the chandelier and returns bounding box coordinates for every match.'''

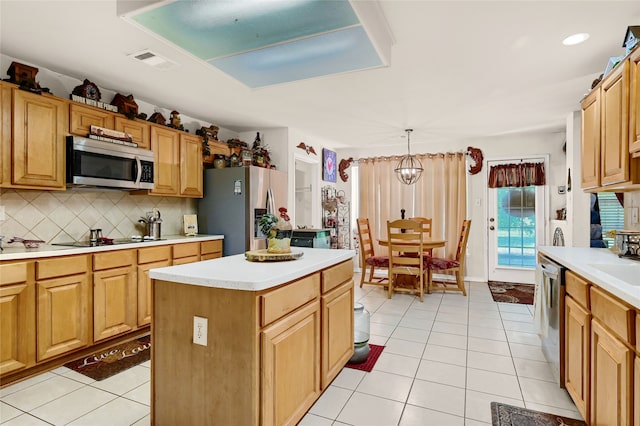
[394,129,423,185]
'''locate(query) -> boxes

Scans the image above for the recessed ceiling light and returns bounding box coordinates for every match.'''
[562,33,590,46]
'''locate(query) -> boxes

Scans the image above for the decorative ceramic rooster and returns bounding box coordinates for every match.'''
[296,142,316,155]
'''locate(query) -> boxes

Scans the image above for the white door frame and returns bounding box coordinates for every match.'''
[485,155,549,284]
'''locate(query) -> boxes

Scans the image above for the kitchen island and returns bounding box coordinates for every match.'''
[148,248,355,426]
[537,246,639,425]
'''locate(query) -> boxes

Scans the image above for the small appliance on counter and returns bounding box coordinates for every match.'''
[290,229,331,249]
[614,230,640,260]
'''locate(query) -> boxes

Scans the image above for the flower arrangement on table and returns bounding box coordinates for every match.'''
[259,207,292,253]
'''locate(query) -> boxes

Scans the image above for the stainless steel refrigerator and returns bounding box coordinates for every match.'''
[198,166,288,256]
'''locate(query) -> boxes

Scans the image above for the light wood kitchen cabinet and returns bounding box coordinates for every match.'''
[320,259,354,388]
[630,47,640,155]
[0,82,12,187]
[590,318,633,426]
[93,250,137,342]
[114,116,150,149]
[137,246,171,327]
[564,295,590,420]
[69,103,114,137]
[36,255,91,361]
[635,356,639,426]
[261,301,321,426]
[0,262,35,375]
[581,88,600,189]
[179,133,203,197]
[11,88,67,190]
[172,242,200,265]
[150,125,180,196]
[200,239,222,260]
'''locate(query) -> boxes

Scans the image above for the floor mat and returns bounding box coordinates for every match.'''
[488,281,534,305]
[491,402,586,425]
[344,344,384,372]
[64,335,151,381]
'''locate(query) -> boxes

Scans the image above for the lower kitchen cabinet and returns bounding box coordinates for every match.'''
[137,246,171,327]
[200,239,222,260]
[172,241,200,265]
[0,262,35,375]
[93,250,137,341]
[590,319,633,426]
[635,357,639,426]
[36,255,91,361]
[261,301,321,426]
[564,295,590,420]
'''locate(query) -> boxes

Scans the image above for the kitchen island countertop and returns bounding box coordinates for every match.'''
[538,246,640,309]
[149,247,355,291]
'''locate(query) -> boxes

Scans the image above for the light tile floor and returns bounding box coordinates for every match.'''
[0,277,582,426]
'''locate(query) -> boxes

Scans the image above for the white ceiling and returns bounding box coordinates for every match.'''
[2,1,640,150]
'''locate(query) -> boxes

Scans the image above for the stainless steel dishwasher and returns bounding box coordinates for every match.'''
[536,255,566,387]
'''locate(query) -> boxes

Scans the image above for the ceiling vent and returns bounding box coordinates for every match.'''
[128,49,178,70]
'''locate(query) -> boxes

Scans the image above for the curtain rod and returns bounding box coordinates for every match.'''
[354,151,466,164]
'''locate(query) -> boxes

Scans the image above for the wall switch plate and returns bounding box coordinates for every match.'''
[631,207,639,224]
[193,316,208,346]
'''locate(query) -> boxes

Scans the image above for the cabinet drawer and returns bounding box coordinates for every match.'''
[261,273,320,327]
[138,246,171,264]
[0,262,30,285]
[93,250,135,271]
[173,242,199,259]
[37,255,90,280]
[590,286,634,345]
[201,240,222,256]
[565,270,590,309]
[172,255,199,265]
[321,259,353,294]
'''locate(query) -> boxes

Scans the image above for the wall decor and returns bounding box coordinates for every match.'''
[338,157,353,182]
[323,148,337,182]
[466,146,483,175]
[296,142,317,155]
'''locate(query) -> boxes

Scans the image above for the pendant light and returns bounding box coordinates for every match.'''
[394,129,423,185]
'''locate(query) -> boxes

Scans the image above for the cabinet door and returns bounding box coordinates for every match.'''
[114,116,150,149]
[150,126,180,196]
[69,103,114,136]
[590,319,633,426]
[180,134,203,197]
[564,296,590,420]
[635,356,639,426]
[601,60,630,186]
[0,262,35,375]
[37,273,91,361]
[261,301,320,426]
[12,89,66,189]
[581,88,600,189]
[137,259,170,326]
[93,266,137,341]
[0,82,12,187]
[200,240,223,260]
[321,280,353,388]
[630,48,640,154]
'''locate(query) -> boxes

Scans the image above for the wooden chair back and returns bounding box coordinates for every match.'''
[455,220,472,266]
[408,217,432,238]
[386,219,428,301]
[356,218,375,263]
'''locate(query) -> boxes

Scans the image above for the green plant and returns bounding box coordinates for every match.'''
[259,214,278,238]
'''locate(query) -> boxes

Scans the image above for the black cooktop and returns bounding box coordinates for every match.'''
[53,237,165,247]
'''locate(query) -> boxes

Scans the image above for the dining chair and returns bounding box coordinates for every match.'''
[386,219,429,302]
[356,218,389,288]
[408,216,433,255]
[427,219,471,296]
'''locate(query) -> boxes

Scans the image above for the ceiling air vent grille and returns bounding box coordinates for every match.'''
[127,49,178,70]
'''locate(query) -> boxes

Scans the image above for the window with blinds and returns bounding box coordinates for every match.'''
[597,192,624,247]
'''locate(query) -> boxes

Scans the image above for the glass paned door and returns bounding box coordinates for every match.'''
[488,184,544,284]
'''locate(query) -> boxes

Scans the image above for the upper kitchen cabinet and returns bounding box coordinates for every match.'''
[69,103,114,137]
[114,116,150,149]
[581,46,640,191]
[629,47,640,155]
[8,87,67,190]
[0,82,12,187]
[179,133,203,197]
[149,124,180,196]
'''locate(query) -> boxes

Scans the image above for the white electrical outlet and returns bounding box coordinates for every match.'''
[193,316,208,346]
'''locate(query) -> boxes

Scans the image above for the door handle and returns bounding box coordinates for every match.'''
[489,226,495,230]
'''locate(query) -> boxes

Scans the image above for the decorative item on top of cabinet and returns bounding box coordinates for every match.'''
[622,25,640,55]
[6,61,49,94]
[148,111,166,125]
[72,78,101,101]
[111,93,139,119]
[168,110,184,131]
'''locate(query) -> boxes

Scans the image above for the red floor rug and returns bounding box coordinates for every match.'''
[491,402,586,425]
[344,344,384,372]
[64,335,151,381]
[488,281,534,305]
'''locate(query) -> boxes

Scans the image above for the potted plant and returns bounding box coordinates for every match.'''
[258,207,292,253]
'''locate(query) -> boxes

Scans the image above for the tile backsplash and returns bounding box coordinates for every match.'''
[0,189,196,245]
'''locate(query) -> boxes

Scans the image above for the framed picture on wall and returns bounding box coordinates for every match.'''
[323,149,337,182]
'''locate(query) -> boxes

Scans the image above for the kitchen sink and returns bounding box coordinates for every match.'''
[591,263,640,285]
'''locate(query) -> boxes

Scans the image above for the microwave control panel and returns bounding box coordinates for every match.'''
[140,161,154,183]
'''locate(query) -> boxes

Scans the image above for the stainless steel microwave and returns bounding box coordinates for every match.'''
[66,136,155,190]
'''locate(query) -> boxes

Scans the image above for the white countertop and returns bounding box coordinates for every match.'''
[149,248,356,291]
[0,235,223,261]
[538,246,640,309]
